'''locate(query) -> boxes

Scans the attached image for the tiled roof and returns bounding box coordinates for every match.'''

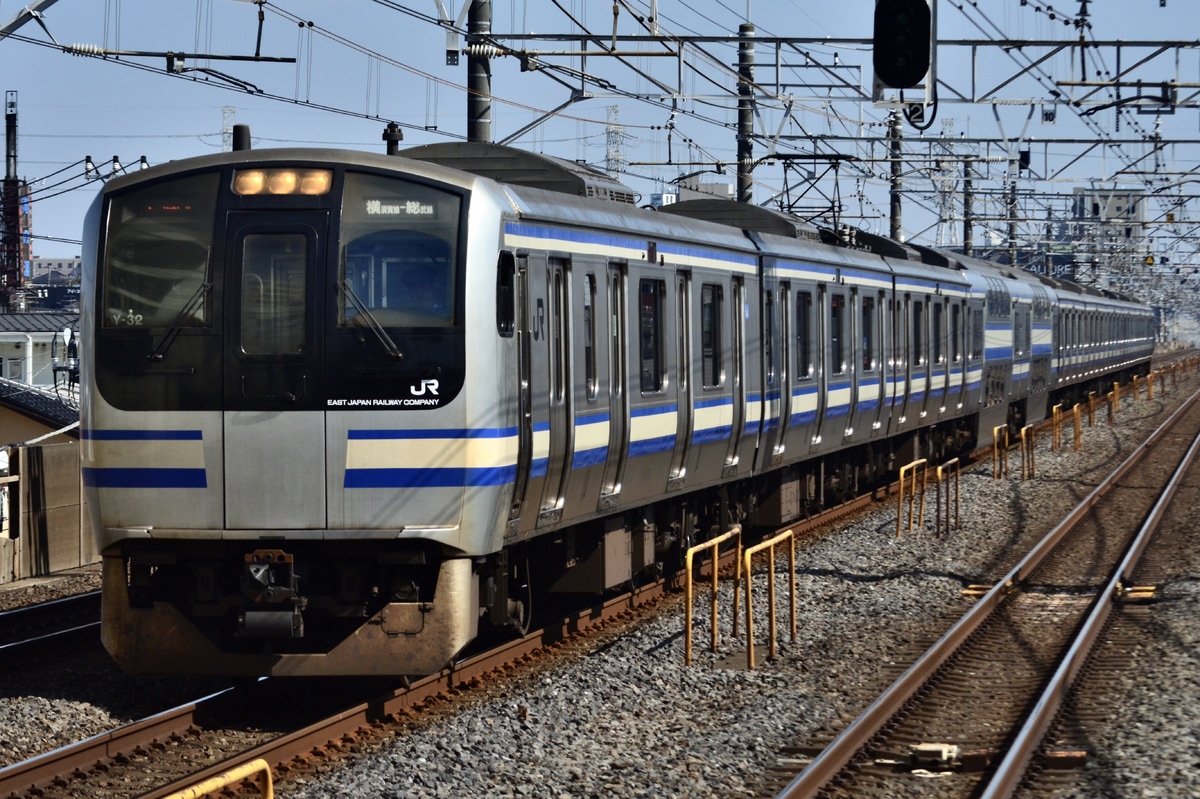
[0,311,81,335]
[0,377,80,441]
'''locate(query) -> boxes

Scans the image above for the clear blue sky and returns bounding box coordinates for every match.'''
[2,0,1196,259]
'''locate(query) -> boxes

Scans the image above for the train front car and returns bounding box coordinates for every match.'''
[81,148,512,676]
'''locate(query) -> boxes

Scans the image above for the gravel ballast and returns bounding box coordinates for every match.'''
[2,380,1196,798]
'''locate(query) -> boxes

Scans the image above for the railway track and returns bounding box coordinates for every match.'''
[0,361,1193,798]
[0,591,100,655]
[771,383,1200,799]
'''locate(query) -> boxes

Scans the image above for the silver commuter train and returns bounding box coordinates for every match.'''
[80,137,1156,676]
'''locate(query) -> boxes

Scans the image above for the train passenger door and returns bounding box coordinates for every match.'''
[668,271,694,488]
[538,260,574,524]
[599,264,630,507]
[222,211,328,529]
[774,283,793,461]
[723,277,747,474]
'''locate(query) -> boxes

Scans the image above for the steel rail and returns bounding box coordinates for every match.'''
[775,384,1200,799]
[980,420,1200,798]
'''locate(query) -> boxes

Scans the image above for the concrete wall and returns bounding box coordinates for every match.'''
[0,442,95,585]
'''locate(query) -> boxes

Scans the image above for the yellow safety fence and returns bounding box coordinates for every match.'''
[163,758,274,799]
[683,526,742,666]
[742,529,797,670]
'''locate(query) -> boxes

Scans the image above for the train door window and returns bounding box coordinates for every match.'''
[971,309,983,361]
[861,295,876,372]
[764,289,776,386]
[701,283,723,388]
[584,273,598,402]
[639,279,665,393]
[551,267,567,403]
[911,298,925,366]
[240,233,307,355]
[796,290,813,380]
[830,293,845,375]
[933,301,944,364]
[951,303,962,363]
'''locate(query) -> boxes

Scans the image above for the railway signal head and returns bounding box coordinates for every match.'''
[873,0,932,90]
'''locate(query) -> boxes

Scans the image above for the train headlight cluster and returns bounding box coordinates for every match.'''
[233,168,333,196]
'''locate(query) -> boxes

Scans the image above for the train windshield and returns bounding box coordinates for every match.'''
[101,173,218,329]
[339,172,462,329]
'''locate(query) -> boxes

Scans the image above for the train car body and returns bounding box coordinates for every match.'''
[80,140,1156,676]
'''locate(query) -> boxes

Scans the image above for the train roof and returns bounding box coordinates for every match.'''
[402,142,637,206]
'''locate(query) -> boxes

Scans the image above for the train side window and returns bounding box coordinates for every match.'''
[830,293,845,375]
[639,279,665,393]
[700,283,723,388]
[102,172,218,328]
[584,273,598,401]
[862,295,876,372]
[796,291,813,380]
[496,251,515,338]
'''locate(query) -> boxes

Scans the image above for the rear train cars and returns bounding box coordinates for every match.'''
[80,141,1154,676]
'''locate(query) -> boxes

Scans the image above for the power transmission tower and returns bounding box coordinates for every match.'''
[605,106,624,178]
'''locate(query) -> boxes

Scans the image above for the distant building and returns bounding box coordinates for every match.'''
[0,311,80,393]
[25,256,81,312]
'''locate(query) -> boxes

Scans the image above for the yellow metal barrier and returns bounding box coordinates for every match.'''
[1050,404,1063,452]
[1146,370,1154,401]
[1112,381,1121,415]
[1107,391,1115,426]
[164,758,274,799]
[1073,403,1083,452]
[1087,391,1096,427]
[1131,374,1141,401]
[896,458,928,537]
[742,529,797,670]
[935,457,960,538]
[992,425,1010,479]
[1020,424,1036,481]
[684,526,742,666]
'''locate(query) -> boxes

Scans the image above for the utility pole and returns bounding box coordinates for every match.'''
[2,91,28,310]
[736,23,754,203]
[889,111,902,240]
[466,0,492,143]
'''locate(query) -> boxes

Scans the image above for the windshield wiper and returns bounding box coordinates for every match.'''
[148,282,212,361]
[339,280,404,360]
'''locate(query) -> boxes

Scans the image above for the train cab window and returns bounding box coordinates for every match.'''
[701,283,723,388]
[240,233,307,355]
[338,172,462,329]
[101,172,218,329]
[639,279,665,393]
[861,296,876,372]
[796,291,813,380]
[830,293,846,375]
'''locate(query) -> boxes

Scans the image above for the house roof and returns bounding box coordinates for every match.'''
[0,377,80,441]
[0,311,80,335]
